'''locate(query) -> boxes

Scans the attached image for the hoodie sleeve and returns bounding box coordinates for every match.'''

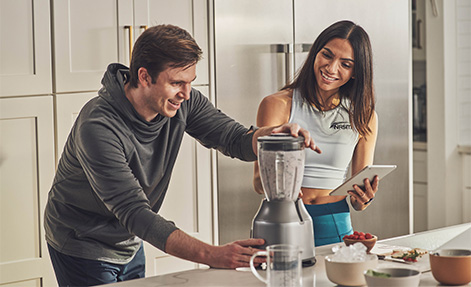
[184,88,257,161]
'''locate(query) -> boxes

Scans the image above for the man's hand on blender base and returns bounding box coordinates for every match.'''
[272,123,322,154]
[209,238,266,268]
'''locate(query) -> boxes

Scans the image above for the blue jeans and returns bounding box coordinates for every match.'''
[47,243,145,286]
[304,198,353,246]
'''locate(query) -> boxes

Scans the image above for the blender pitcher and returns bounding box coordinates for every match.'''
[251,134,316,266]
[258,134,305,201]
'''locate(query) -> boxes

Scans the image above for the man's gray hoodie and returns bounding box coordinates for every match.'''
[44,63,256,264]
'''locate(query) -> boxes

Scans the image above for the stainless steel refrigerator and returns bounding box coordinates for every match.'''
[213,0,412,244]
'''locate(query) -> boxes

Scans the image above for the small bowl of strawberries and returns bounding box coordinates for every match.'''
[343,231,377,253]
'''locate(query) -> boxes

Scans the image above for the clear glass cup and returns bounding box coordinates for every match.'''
[249,244,302,287]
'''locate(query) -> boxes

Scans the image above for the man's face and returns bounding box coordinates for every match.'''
[142,64,196,119]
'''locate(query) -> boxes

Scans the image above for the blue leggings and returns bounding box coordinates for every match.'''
[304,198,353,246]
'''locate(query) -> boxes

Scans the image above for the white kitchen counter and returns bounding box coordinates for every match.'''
[105,223,471,286]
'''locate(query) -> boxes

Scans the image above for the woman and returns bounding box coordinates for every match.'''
[253,20,378,246]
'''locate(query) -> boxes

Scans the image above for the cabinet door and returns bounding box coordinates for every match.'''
[0,96,56,286]
[55,92,97,162]
[53,0,130,93]
[413,183,428,232]
[464,155,471,222]
[143,86,213,276]
[134,0,209,86]
[0,0,52,97]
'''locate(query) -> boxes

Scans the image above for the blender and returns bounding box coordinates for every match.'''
[251,134,316,266]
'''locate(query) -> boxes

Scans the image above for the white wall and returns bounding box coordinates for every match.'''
[426,0,471,229]
[457,0,471,146]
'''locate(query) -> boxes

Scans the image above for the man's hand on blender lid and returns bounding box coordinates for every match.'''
[272,123,322,154]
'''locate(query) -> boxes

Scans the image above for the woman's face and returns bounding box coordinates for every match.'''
[313,38,355,97]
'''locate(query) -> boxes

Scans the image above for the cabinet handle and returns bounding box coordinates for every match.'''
[138,26,148,38]
[416,19,422,49]
[124,25,133,61]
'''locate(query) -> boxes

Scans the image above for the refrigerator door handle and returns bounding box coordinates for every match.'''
[430,0,439,17]
[270,43,291,53]
[269,43,312,85]
[295,43,312,53]
[270,43,294,85]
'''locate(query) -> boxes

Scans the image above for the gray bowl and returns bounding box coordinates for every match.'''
[364,268,421,287]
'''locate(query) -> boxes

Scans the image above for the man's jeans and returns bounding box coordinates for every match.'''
[47,243,145,286]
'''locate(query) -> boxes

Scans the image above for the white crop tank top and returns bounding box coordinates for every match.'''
[289,89,359,189]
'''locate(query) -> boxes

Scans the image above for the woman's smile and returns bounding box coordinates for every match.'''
[320,70,338,82]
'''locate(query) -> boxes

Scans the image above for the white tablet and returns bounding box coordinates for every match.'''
[329,165,397,195]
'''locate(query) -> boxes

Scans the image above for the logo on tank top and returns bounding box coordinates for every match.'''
[330,121,352,130]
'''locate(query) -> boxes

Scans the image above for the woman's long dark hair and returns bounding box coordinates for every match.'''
[283,20,374,137]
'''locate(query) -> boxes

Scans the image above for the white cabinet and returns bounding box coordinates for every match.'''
[54,92,97,161]
[462,153,471,223]
[413,144,428,232]
[0,0,52,97]
[53,0,209,93]
[140,0,210,86]
[2,0,212,281]
[52,0,121,93]
[0,96,56,286]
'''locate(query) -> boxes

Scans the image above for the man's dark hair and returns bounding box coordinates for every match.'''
[128,24,202,88]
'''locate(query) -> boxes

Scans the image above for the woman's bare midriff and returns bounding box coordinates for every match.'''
[301,187,347,205]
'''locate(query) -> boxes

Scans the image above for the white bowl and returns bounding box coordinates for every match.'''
[325,254,378,286]
[364,268,421,287]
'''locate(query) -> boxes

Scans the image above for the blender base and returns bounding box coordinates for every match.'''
[302,257,317,267]
[251,199,316,265]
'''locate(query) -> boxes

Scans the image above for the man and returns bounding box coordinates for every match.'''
[44,24,319,286]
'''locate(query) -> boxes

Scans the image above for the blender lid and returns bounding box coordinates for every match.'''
[258,133,305,151]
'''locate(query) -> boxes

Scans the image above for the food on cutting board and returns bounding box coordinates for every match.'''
[391,248,427,262]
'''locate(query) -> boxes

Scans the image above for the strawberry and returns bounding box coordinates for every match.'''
[345,231,375,241]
